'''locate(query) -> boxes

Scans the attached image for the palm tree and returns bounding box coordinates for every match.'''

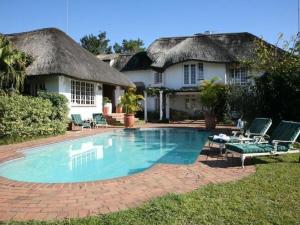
[199,77,227,129]
[0,34,31,92]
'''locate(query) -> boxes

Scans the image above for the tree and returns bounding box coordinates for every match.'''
[113,39,145,53]
[199,77,228,129]
[80,32,112,55]
[241,35,300,123]
[0,34,32,92]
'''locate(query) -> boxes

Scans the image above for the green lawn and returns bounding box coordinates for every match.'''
[4,154,300,225]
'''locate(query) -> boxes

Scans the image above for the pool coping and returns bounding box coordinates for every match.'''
[0,124,255,221]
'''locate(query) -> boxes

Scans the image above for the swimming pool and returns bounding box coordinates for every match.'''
[0,128,209,183]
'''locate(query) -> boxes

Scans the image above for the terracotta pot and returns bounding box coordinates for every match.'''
[204,112,217,130]
[116,106,123,113]
[124,113,135,128]
[103,106,110,115]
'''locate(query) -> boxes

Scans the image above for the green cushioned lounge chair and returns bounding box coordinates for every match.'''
[225,120,300,168]
[92,113,108,128]
[71,114,91,130]
[208,118,272,154]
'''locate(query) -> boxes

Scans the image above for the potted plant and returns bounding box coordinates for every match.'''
[199,77,227,130]
[116,103,123,113]
[103,97,112,115]
[119,88,144,128]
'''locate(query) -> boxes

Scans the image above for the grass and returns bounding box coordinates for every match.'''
[3,154,300,225]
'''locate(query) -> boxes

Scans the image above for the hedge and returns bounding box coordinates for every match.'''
[0,92,69,138]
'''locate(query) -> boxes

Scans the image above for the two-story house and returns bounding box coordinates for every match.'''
[98,32,263,121]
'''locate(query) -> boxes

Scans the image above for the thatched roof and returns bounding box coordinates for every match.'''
[97,32,263,72]
[147,32,259,70]
[97,52,152,72]
[5,28,133,87]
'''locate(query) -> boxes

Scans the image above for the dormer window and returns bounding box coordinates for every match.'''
[183,63,202,85]
[154,72,163,84]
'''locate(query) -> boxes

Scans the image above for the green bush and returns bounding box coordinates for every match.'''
[0,93,69,138]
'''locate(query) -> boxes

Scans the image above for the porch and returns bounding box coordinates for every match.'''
[143,90,201,121]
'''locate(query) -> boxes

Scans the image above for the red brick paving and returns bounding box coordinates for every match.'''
[0,123,255,221]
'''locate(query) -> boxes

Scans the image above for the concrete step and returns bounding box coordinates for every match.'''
[104,113,125,125]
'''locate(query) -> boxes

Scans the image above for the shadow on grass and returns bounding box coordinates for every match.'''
[200,146,299,168]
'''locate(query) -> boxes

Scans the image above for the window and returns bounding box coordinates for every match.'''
[154,72,163,84]
[71,80,95,105]
[190,64,196,84]
[198,63,204,80]
[185,97,196,109]
[185,98,190,109]
[184,63,203,85]
[184,65,189,84]
[229,67,249,86]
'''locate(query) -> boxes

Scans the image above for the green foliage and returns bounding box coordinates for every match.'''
[0,34,32,92]
[113,39,145,53]
[238,35,300,124]
[37,91,69,128]
[145,87,176,97]
[80,31,112,55]
[243,34,300,75]
[254,72,300,123]
[119,88,144,114]
[6,154,300,225]
[199,77,229,121]
[0,93,68,138]
[103,97,111,105]
[226,85,260,121]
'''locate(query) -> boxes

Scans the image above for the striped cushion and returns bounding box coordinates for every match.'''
[248,118,272,134]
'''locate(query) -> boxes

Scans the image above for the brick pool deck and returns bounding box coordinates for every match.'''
[0,123,255,221]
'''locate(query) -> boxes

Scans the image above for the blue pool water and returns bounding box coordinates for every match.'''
[0,128,209,183]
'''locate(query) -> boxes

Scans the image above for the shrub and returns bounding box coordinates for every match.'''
[0,93,69,138]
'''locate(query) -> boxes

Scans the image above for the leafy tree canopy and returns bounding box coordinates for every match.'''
[0,34,32,92]
[113,39,145,53]
[80,31,112,55]
[243,34,300,75]
[233,34,300,123]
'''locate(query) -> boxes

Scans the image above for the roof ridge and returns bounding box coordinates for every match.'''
[155,32,254,41]
[5,27,65,37]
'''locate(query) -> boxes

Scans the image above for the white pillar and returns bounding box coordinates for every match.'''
[115,86,121,105]
[165,94,170,119]
[159,90,163,120]
[144,90,148,122]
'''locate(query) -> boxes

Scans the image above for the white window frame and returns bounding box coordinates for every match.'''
[71,80,95,106]
[198,63,204,80]
[183,63,204,85]
[229,67,249,86]
[190,64,196,84]
[183,65,190,84]
[154,72,163,85]
[185,96,196,109]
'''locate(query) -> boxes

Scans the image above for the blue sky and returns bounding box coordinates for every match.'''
[0,0,297,47]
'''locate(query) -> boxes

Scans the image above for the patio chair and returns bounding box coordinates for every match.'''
[208,118,272,154]
[92,113,108,128]
[225,120,300,168]
[71,114,91,130]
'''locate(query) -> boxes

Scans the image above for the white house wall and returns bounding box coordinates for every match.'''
[58,76,103,120]
[123,69,156,111]
[164,61,227,89]
[123,62,227,112]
